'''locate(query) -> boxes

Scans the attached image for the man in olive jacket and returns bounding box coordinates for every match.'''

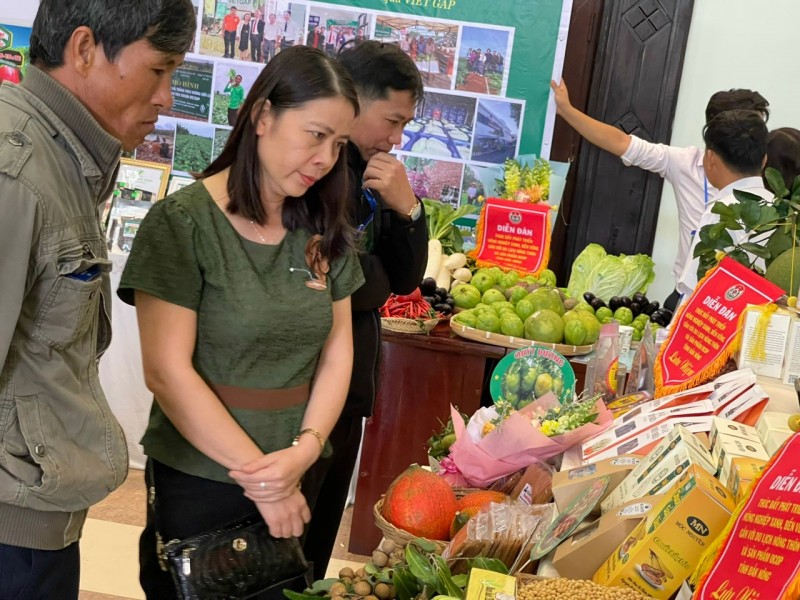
[0,1,194,597]
[303,40,428,580]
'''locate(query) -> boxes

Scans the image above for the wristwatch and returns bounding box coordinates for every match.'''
[405,199,423,221]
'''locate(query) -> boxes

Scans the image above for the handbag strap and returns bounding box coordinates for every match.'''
[146,459,173,572]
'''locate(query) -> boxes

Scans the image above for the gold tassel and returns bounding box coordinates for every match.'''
[746,303,778,362]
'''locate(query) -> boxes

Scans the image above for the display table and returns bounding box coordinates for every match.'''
[348,324,506,554]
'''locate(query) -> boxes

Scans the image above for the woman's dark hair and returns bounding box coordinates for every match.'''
[705,89,770,124]
[702,110,768,175]
[203,46,359,261]
[764,127,800,191]
[30,0,196,68]
[337,40,424,104]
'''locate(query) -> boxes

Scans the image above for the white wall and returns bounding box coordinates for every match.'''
[649,0,800,301]
[0,1,38,26]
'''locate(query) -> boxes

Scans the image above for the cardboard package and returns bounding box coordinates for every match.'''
[726,456,767,503]
[552,455,640,513]
[465,568,516,600]
[601,442,714,513]
[552,496,662,581]
[708,416,760,450]
[593,465,735,599]
[715,435,769,484]
[755,411,795,455]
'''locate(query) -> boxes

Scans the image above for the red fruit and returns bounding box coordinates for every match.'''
[0,66,21,84]
[456,490,508,512]
[381,465,458,541]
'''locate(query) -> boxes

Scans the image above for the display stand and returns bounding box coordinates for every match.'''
[349,323,505,554]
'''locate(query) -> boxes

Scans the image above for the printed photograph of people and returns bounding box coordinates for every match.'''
[199,1,306,62]
[455,25,512,96]
[375,16,457,89]
[472,98,523,164]
[460,163,503,208]
[275,3,307,54]
[304,6,371,56]
[400,155,464,208]
[134,118,177,166]
[401,91,476,160]
[211,61,261,126]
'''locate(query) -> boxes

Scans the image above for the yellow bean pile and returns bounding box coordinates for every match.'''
[518,578,652,599]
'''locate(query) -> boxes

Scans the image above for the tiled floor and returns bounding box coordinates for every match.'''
[78,469,369,599]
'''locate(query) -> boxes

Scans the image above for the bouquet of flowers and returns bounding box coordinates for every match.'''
[440,392,612,487]
[496,157,553,204]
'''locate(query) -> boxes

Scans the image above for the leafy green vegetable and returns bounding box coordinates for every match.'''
[423,199,476,254]
[567,243,656,302]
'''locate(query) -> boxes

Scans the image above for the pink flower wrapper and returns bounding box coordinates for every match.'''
[448,394,613,487]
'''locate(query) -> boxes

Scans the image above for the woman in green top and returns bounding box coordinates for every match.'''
[118,46,364,598]
[224,73,246,126]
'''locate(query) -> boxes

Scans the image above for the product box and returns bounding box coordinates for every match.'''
[552,455,640,513]
[755,411,795,455]
[714,384,769,427]
[726,456,767,503]
[581,417,713,463]
[593,465,735,599]
[737,307,792,379]
[711,429,764,473]
[465,568,515,600]
[716,436,769,485]
[601,442,714,513]
[552,496,662,581]
[708,416,761,450]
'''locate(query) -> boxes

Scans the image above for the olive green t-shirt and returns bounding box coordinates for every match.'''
[118,181,364,482]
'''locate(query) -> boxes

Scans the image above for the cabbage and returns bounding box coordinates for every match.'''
[567,243,606,299]
[618,254,656,298]
[584,255,627,302]
[567,243,656,301]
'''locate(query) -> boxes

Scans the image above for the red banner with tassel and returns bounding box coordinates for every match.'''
[654,257,784,398]
[470,197,551,275]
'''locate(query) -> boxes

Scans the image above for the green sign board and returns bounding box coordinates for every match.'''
[170,61,213,121]
[310,0,566,157]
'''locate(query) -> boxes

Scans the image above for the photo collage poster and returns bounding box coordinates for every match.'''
[130,0,568,240]
[0,22,31,84]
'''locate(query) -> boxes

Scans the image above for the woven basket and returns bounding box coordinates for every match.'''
[381,317,440,334]
[373,487,480,553]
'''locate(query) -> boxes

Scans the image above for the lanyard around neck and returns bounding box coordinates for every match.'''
[357,188,379,232]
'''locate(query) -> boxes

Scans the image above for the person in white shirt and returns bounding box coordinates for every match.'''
[550,79,769,311]
[279,10,299,51]
[262,13,280,62]
[677,110,769,297]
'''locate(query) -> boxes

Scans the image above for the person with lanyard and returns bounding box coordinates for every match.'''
[676,110,770,299]
[549,79,769,312]
[221,5,239,59]
[300,40,428,582]
[280,10,298,51]
[223,73,245,126]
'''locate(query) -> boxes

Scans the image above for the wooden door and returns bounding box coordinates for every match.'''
[554,0,696,278]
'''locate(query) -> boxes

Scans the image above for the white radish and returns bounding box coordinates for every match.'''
[452,268,472,283]
[443,252,467,271]
[435,263,452,291]
[423,239,443,280]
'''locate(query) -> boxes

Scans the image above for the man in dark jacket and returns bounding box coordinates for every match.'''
[302,40,427,580]
[250,10,265,62]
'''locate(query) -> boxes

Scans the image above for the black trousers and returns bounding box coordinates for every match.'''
[0,541,80,600]
[228,107,239,127]
[139,459,307,600]
[251,34,263,61]
[301,413,364,580]
[223,30,236,57]
[664,288,681,313]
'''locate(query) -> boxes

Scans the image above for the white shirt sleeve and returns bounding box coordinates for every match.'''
[620,135,702,183]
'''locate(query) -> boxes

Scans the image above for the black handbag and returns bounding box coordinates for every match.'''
[160,513,310,600]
